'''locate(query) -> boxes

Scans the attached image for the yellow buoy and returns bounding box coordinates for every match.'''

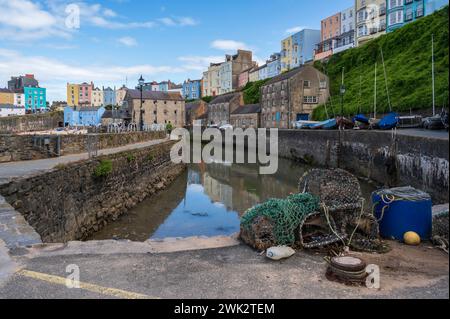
[404,232,421,246]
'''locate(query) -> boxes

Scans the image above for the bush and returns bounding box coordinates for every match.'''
[93,160,113,178]
[126,154,136,163]
[242,79,270,104]
[166,123,173,133]
[201,96,213,103]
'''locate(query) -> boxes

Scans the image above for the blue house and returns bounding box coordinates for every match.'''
[387,0,448,33]
[103,87,116,106]
[24,87,46,112]
[182,79,202,100]
[283,29,321,70]
[64,106,106,127]
[159,81,169,92]
[266,53,282,79]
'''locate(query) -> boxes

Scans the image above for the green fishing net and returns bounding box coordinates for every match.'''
[241,193,320,246]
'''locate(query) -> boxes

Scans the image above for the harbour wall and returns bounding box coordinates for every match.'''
[0,141,185,244]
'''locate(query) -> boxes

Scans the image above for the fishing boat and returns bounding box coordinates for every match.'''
[376,112,399,130]
[422,35,447,131]
[422,113,445,130]
[398,115,423,128]
[294,120,320,129]
[310,118,337,130]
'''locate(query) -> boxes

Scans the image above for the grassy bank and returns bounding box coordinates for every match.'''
[312,6,449,120]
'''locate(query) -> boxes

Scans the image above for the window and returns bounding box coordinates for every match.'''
[303,96,318,104]
[405,8,413,21]
[319,81,327,89]
[389,10,403,25]
[303,80,311,88]
[416,4,424,17]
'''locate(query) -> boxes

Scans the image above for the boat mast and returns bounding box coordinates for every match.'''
[432,34,436,116]
[340,67,345,117]
[380,47,392,112]
[374,62,377,119]
[359,75,362,114]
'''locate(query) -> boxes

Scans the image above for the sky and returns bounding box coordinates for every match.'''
[0,0,354,102]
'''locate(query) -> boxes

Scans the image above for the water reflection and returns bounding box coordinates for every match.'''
[89,159,375,242]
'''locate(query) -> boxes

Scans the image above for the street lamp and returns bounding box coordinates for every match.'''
[138,75,145,131]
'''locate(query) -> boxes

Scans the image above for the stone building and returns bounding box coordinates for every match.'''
[116,86,128,107]
[207,92,243,126]
[125,89,185,128]
[230,104,261,129]
[260,65,329,129]
[185,100,208,127]
[202,50,256,96]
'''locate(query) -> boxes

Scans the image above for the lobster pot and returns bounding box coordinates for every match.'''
[372,187,432,241]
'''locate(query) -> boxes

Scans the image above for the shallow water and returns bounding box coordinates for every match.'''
[89,158,376,242]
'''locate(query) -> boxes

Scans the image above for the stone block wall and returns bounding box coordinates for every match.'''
[0,141,185,243]
[0,131,166,163]
[276,130,449,203]
[0,112,63,134]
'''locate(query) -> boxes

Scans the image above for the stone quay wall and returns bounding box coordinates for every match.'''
[276,130,449,203]
[0,112,63,134]
[0,141,185,243]
[0,131,166,163]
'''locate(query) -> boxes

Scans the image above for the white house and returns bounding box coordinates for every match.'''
[0,104,26,117]
[13,92,25,107]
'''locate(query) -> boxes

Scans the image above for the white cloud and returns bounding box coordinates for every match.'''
[103,8,117,18]
[285,26,308,34]
[158,17,198,27]
[0,0,71,41]
[0,49,187,102]
[118,36,138,47]
[0,0,199,42]
[177,17,197,26]
[0,0,56,30]
[211,40,249,51]
[178,55,224,71]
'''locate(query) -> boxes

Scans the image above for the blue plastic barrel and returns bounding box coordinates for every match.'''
[372,187,432,241]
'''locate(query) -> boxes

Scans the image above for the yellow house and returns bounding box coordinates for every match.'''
[355,0,387,47]
[67,83,79,106]
[281,36,293,72]
[0,88,14,105]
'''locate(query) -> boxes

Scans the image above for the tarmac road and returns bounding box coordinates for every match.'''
[0,240,448,299]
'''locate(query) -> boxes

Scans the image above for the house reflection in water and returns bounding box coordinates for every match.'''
[90,158,312,242]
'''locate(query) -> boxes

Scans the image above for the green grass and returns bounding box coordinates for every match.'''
[312,6,449,120]
[93,160,113,178]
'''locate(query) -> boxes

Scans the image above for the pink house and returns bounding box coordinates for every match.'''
[79,82,94,105]
[238,68,251,89]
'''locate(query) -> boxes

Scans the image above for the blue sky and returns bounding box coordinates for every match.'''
[0,0,354,101]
